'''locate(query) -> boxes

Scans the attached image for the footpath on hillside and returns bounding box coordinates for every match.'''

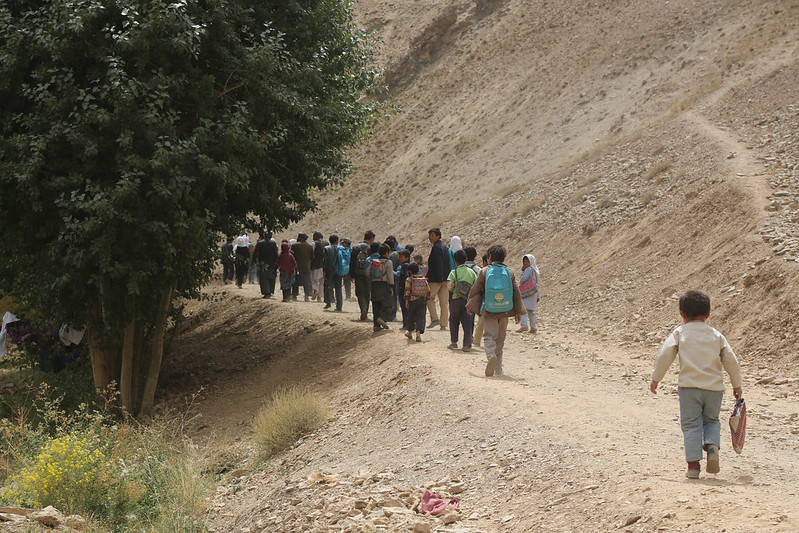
[175,283,799,533]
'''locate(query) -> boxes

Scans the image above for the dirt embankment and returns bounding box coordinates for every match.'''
[164,284,799,532]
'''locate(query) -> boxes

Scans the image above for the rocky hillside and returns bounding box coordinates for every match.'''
[292,0,799,367]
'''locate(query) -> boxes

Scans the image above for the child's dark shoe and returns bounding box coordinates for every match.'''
[686,461,701,479]
[706,445,720,474]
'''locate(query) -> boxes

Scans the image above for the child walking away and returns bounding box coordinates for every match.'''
[650,290,743,479]
[370,243,395,332]
[395,250,412,333]
[466,244,526,376]
[413,254,428,277]
[517,254,540,333]
[471,253,488,347]
[447,250,477,351]
[276,241,297,302]
[404,262,430,342]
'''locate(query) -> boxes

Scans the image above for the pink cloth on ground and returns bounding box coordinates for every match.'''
[420,489,460,515]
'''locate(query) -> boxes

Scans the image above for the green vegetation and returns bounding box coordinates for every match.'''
[253,386,328,458]
[0,391,211,531]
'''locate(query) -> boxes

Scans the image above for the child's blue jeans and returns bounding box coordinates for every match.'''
[678,387,723,462]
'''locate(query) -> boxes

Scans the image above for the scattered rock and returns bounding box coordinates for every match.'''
[412,523,432,533]
[622,515,642,527]
[442,513,461,525]
[65,514,87,530]
[30,506,65,527]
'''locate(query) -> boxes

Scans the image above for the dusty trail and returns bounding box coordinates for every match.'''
[192,284,799,532]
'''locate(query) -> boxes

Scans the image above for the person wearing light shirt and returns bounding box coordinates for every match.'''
[650,290,743,480]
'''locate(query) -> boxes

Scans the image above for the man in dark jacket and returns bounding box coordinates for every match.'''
[351,231,375,321]
[426,227,451,329]
[291,232,314,301]
[253,231,279,298]
[322,234,343,310]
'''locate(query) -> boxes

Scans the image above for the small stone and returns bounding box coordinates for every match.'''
[412,523,432,533]
[380,498,406,508]
[354,500,368,509]
[65,515,87,530]
[622,515,642,527]
[501,515,515,523]
[30,506,65,527]
[442,513,461,525]
[382,507,411,517]
[448,482,466,494]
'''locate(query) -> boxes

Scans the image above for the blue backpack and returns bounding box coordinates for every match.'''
[482,263,513,314]
[335,245,351,276]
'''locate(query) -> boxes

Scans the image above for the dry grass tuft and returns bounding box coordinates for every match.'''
[253,387,328,458]
[642,159,673,182]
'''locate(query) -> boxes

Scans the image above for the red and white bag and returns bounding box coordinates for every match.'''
[729,397,746,454]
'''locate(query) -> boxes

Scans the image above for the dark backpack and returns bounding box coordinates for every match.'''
[453,269,473,300]
[356,244,370,276]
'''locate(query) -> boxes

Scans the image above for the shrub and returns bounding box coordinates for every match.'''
[0,400,210,532]
[2,433,108,510]
[253,386,328,458]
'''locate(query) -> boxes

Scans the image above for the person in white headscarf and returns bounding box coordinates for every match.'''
[234,235,251,288]
[447,236,462,271]
[517,254,540,333]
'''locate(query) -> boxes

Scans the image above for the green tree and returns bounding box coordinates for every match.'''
[0,0,384,416]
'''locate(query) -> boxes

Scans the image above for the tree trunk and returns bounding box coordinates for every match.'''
[131,320,144,415]
[87,303,110,391]
[139,285,175,419]
[120,320,136,416]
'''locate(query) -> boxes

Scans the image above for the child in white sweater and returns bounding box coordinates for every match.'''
[650,290,743,479]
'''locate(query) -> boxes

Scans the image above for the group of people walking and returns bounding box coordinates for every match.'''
[220,229,746,480]
[220,227,542,377]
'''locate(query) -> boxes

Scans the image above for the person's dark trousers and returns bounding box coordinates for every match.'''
[324,273,343,309]
[355,275,371,318]
[235,262,248,288]
[399,296,408,329]
[223,262,234,283]
[391,285,398,320]
[371,281,392,330]
[258,266,276,296]
[292,272,312,299]
[333,274,343,309]
[449,297,474,346]
[407,299,426,333]
[344,275,352,299]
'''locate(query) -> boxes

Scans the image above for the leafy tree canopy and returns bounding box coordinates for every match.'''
[0,0,385,414]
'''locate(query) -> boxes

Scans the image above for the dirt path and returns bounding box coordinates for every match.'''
[683,109,771,212]
[195,284,799,532]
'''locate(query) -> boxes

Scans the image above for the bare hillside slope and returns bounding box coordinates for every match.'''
[292,0,799,366]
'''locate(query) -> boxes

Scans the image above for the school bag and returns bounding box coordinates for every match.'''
[335,245,351,276]
[519,271,538,299]
[482,263,513,314]
[368,258,387,280]
[355,244,370,276]
[408,276,430,299]
[729,397,747,454]
[453,268,473,300]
